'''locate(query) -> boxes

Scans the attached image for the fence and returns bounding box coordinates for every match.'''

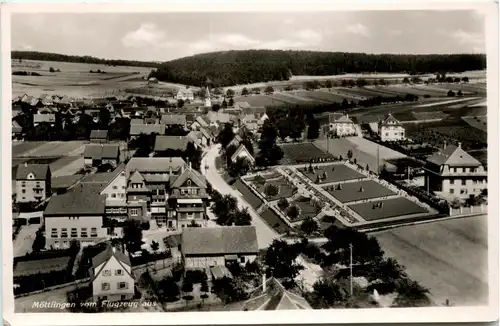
[132,257,182,277]
[450,205,487,216]
[14,277,90,299]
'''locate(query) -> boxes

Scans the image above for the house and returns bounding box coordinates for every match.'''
[240,114,260,131]
[129,124,165,137]
[90,130,109,143]
[181,226,258,270]
[15,163,51,204]
[228,134,243,149]
[206,111,233,128]
[161,114,187,128]
[378,113,405,142]
[242,106,268,121]
[328,113,357,137]
[12,120,22,138]
[33,114,56,127]
[89,244,135,302]
[190,116,211,131]
[186,130,210,148]
[153,135,192,153]
[230,144,255,165]
[424,142,487,201]
[43,184,107,249]
[168,163,210,229]
[176,88,194,101]
[243,277,313,310]
[130,118,144,125]
[83,144,120,168]
[51,175,84,195]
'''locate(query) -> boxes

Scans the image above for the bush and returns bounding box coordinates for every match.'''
[287,205,300,219]
[264,183,279,197]
[277,198,289,210]
[185,270,208,284]
[49,67,56,73]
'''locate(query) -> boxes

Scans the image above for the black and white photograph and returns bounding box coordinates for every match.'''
[1,2,498,325]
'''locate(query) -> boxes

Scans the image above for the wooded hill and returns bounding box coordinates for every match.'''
[150,50,486,87]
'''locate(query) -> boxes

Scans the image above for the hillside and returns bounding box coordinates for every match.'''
[12,51,158,68]
[151,50,486,87]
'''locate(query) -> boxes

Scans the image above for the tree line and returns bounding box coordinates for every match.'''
[150,50,485,87]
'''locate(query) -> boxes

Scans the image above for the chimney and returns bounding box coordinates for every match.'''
[262,273,267,293]
[458,142,462,148]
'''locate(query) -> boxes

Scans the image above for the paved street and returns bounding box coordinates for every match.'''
[202,145,279,249]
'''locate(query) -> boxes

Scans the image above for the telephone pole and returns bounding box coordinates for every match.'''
[349,243,353,298]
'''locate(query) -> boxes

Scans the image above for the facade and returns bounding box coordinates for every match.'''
[90,245,135,302]
[424,143,487,200]
[43,184,107,249]
[83,144,120,168]
[230,144,255,165]
[90,130,109,143]
[328,113,357,137]
[176,88,195,101]
[378,113,405,142]
[33,114,56,127]
[181,226,258,270]
[15,163,51,203]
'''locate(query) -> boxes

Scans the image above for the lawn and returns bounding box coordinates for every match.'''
[255,177,297,201]
[50,156,82,174]
[280,142,335,164]
[260,207,292,234]
[374,214,488,306]
[349,197,429,221]
[324,180,396,203]
[233,179,263,209]
[300,163,366,184]
[288,196,318,222]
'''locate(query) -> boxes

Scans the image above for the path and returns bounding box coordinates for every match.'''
[202,145,279,249]
[13,224,39,257]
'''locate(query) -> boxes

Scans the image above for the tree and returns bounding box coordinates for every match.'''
[356,78,368,87]
[228,97,234,107]
[394,279,431,307]
[447,90,456,97]
[300,217,319,235]
[31,230,46,253]
[370,258,407,285]
[241,87,249,96]
[325,80,333,89]
[200,281,210,304]
[287,205,300,220]
[309,278,346,308]
[151,240,159,253]
[212,194,238,225]
[252,87,261,94]
[212,103,221,112]
[277,198,289,211]
[98,107,111,128]
[182,278,194,293]
[49,67,56,73]
[226,89,235,98]
[122,220,143,253]
[264,239,303,281]
[306,117,320,140]
[177,99,185,108]
[264,86,275,95]
[461,76,469,83]
[264,183,279,197]
[229,157,251,178]
[379,78,386,86]
[347,150,353,161]
[457,90,463,96]
[402,77,410,84]
[233,207,252,226]
[216,123,235,148]
[257,119,284,166]
[157,277,180,302]
[212,277,246,304]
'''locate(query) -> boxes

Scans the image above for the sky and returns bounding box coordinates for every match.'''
[11,10,486,62]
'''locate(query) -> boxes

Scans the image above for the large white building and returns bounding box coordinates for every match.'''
[328,113,357,137]
[378,113,405,142]
[176,88,194,101]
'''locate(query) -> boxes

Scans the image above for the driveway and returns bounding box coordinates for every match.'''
[202,145,279,249]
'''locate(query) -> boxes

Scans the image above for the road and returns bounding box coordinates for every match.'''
[202,145,279,249]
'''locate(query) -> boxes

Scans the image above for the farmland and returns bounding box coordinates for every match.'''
[324,179,396,203]
[349,197,429,221]
[373,214,488,306]
[280,142,335,164]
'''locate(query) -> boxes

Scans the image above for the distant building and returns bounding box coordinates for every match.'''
[15,163,51,204]
[190,116,211,131]
[161,114,187,128]
[89,130,108,143]
[12,120,22,138]
[153,135,192,153]
[129,124,165,137]
[33,114,56,127]
[424,143,487,200]
[176,88,194,101]
[89,245,135,302]
[328,113,357,137]
[181,226,258,270]
[230,144,255,165]
[378,113,405,142]
[44,184,107,249]
[83,144,120,168]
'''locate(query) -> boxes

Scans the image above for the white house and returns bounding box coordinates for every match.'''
[176,88,194,101]
[181,226,258,270]
[231,144,255,165]
[378,113,405,142]
[89,245,135,302]
[328,113,357,137]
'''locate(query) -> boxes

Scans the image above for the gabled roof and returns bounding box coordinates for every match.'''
[83,144,119,159]
[161,114,187,126]
[194,115,210,128]
[12,120,22,133]
[78,164,126,191]
[131,118,144,125]
[33,114,55,124]
[426,144,481,167]
[128,170,145,183]
[90,129,108,140]
[44,184,106,216]
[207,111,232,123]
[243,277,312,310]
[130,123,165,136]
[186,131,203,147]
[126,157,186,175]
[15,163,50,180]
[51,175,84,190]
[91,244,132,281]
[380,113,401,126]
[154,135,191,152]
[171,165,207,189]
[181,226,258,256]
[230,144,255,163]
[242,106,266,116]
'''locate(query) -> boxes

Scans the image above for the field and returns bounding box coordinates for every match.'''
[349,197,429,221]
[280,143,335,164]
[324,180,396,203]
[12,59,154,98]
[384,85,447,97]
[374,214,488,306]
[232,95,288,107]
[15,141,86,158]
[296,91,350,102]
[462,116,488,130]
[301,163,366,184]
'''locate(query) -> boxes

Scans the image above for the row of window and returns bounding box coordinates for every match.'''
[449,167,479,173]
[21,181,41,186]
[106,208,128,214]
[104,193,125,199]
[51,227,98,238]
[180,187,199,195]
[449,179,486,185]
[101,281,129,291]
[102,269,124,276]
[384,132,404,137]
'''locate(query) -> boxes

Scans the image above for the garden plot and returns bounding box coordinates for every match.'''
[385,86,446,97]
[324,180,396,203]
[349,197,429,221]
[260,208,292,234]
[233,179,263,209]
[50,157,84,177]
[287,196,318,222]
[297,91,349,103]
[18,141,86,158]
[411,111,449,121]
[336,87,383,98]
[300,163,365,184]
[233,95,288,107]
[253,176,297,201]
[271,92,315,104]
[280,143,335,164]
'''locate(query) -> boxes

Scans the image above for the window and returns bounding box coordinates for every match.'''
[130,209,138,216]
[117,282,128,289]
[81,228,88,238]
[103,270,111,276]
[111,193,116,198]
[51,228,58,237]
[460,189,467,194]
[473,180,477,184]
[71,228,78,237]
[113,186,117,190]
[122,186,126,189]
[187,180,191,186]
[22,181,26,186]
[101,282,110,291]
[120,193,125,198]
[462,180,466,186]
[385,133,389,136]
[21,189,26,194]
[60,228,68,238]
[121,295,127,300]
[450,189,454,194]
[115,269,124,276]
[450,179,454,185]
[91,228,98,237]
[240,257,245,263]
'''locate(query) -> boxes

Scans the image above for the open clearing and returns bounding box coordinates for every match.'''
[373,215,488,306]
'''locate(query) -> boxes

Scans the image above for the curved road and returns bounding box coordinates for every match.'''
[202,145,279,249]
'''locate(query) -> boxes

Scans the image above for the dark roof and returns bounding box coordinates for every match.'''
[15,163,50,180]
[131,118,144,125]
[164,234,181,248]
[92,244,131,269]
[83,144,119,159]
[380,113,401,126]
[426,144,481,167]
[161,114,187,126]
[126,157,186,175]
[154,135,191,152]
[44,184,106,216]
[51,175,84,190]
[34,114,55,124]
[171,165,206,189]
[130,124,165,136]
[90,129,108,139]
[182,226,258,256]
